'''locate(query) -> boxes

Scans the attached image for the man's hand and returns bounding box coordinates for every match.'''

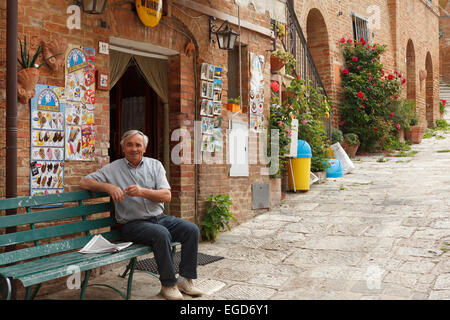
[108,185,125,202]
[124,184,143,197]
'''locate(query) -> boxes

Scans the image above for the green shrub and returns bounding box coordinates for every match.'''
[343,133,360,146]
[200,195,237,242]
[284,78,331,172]
[331,128,344,144]
[338,37,406,152]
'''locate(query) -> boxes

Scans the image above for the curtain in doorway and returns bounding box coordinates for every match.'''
[134,56,168,104]
[110,51,132,88]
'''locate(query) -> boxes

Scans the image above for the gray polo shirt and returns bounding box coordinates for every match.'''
[86,157,171,224]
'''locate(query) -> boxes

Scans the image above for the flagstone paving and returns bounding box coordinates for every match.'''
[40,123,450,300]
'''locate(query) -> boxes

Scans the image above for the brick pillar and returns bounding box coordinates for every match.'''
[168,55,196,223]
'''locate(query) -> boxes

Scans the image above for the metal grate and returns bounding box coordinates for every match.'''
[135,252,224,275]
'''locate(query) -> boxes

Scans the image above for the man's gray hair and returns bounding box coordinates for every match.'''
[120,130,149,148]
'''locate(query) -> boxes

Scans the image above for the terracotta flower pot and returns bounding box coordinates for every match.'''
[17,68,40,104]
[341,141,360,158]
[270,55,286,72]
[405,125,424,144]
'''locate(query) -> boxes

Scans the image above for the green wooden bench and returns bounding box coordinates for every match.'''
[0,190,178,300]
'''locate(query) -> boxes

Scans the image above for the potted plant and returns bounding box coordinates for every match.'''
[200,194,237,242]
[270,50,295,73]
[405,116,424,144]
[17,36,59,104]
[342,133,360,158]
[276,22,286,41]
[226,96,241,113]
[331,127,344,145]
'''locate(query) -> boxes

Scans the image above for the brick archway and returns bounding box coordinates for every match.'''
[425,52,434,127]
[306,8,331,96]
[406,40,416,104]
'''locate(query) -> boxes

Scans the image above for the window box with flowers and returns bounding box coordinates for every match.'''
[226,97,241,113]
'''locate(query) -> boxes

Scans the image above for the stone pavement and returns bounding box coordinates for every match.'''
[40,123,450,300]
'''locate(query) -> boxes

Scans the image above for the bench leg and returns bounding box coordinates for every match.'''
[0,276,12,300]
[80,270,91,300]
[126,257,137,300]
[24,284,41,300]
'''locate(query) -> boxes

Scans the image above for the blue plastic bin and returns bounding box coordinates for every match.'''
[325,159,343,178]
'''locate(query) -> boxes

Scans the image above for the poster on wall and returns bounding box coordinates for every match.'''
[64,44,96,161]
[30,84,65,196]
[249,52,265,133]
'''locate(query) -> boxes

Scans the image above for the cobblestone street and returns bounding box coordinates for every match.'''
[41,120,450,300]
[195,125,450,300]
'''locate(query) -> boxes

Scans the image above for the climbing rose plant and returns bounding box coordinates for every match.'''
[339,37,406,151]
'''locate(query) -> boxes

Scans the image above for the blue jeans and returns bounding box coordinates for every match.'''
[121,214,199,287]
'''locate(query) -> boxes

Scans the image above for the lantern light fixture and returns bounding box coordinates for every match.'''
[209,17,240,50]
[76,0,107,14]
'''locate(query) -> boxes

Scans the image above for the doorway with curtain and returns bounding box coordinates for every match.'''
[109,50,169,165]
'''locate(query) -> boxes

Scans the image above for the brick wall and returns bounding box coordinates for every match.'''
[0,0,275,227]
[294,0,441,128]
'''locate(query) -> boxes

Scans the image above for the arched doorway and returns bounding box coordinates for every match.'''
[305,8,333,130]
[306,8,331,95]
[406,40,416,104]
[425,52,434,127]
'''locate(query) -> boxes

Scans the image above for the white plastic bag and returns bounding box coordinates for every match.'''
[331,142,354,174]
[309,172,319,185]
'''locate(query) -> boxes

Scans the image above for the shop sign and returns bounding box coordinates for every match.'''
[66,48,87,73]
[37,89,60,112]
[135,0,163,28]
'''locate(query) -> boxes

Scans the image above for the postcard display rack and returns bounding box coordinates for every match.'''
[30,45,96,196]
[200,63,223,153]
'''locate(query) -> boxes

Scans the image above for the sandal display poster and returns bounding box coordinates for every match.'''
[249,52,265,133]
[30,84,66,196]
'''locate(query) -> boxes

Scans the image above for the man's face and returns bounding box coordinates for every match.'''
[122,133,146,166]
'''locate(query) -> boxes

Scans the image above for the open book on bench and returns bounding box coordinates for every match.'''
[79,235,133,254]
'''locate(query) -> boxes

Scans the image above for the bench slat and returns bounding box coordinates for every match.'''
[0,190,109,211]
[0,230,121,267]
[0,233,129,277]
[0,202,113,228]
[0,217,116,247]
[6,244,153,287]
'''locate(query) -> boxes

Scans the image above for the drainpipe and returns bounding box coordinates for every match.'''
[6,0,18,299]
[6,0,18,220]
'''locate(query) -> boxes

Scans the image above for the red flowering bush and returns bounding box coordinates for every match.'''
[338,37,406,151]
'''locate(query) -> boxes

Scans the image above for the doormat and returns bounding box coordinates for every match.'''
[135,252,224,275]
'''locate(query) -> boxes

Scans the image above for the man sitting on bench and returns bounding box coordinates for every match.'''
[80,130,203,300]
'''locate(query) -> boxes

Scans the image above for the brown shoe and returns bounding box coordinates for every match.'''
[160,285,183,300]
[177,278,204,297]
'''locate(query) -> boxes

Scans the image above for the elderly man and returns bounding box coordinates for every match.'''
[80,130,202,300]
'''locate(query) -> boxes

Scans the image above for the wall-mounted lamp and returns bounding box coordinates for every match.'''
[75,0,107,14]
[209,17,240,50]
